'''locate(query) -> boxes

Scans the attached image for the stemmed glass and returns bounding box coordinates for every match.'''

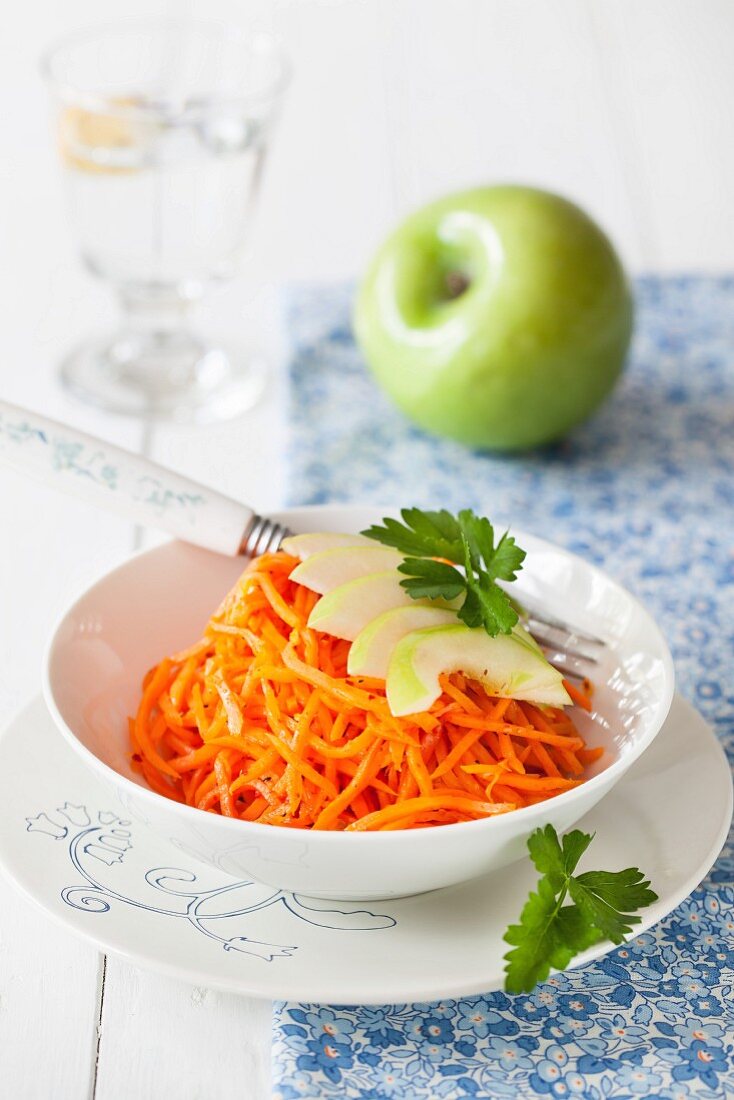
[42,20,290,422]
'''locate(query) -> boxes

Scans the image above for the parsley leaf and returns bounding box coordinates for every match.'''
[504,878,601,994]
[568,870,659,943]
[396,558,466,601]
[361,509,463,561]
[362,508,526,638]
[488,531,526,583]
[457,510,495,568]
[503,824,658,993]
[461,556,520,636]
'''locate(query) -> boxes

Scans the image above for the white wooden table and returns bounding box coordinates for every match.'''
[1,2,732,1096]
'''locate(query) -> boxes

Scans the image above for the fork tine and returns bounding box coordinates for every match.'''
[517,599,606,647]
[524,624,601,665]
[544,662,589,682]
[533,630,600,680]
[537,643,598,673]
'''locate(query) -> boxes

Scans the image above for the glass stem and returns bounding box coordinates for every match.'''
[115,285,205,391]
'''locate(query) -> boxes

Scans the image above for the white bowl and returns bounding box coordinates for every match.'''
[44,504,674,900]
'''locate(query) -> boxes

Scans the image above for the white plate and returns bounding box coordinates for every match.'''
[1,694,729,1004]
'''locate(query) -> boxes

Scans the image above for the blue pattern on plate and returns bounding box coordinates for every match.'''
[274,276,734,1099]
[25,802,396,959]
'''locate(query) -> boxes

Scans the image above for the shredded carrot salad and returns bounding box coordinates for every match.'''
[130,551,601,831]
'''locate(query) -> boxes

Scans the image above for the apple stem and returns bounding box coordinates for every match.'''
[445,271,470,299]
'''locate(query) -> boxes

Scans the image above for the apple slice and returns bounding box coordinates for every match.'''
[386,623,571,716]
[349,606,544,679]
[348,604,459,678]
[280,531,372,560]
[308,571,419,641]
[291,546,404,595]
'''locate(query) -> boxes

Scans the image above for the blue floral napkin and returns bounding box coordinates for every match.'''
[273,277,734,1099]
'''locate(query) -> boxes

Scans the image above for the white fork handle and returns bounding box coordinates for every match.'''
[0,400,253,556]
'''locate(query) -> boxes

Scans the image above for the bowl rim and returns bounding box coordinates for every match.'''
[43,503,676,843]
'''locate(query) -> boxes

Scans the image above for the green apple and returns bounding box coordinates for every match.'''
[291,546,404,594]
[355,185,633,450]
[386,623,570,717]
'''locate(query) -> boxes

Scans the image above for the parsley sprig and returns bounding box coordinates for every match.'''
[503,825,658,993]
[362,508,526,637]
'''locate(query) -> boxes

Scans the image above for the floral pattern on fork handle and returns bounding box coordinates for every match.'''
[0,401,252,553]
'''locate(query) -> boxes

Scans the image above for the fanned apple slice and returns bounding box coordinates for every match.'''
[386,623,570,717]
[308,571,419,641]
[348,604,459,678]
[349,605,544,679]
[280,531,372,560]
[291,546,404,595]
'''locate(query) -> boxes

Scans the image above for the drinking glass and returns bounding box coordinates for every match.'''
[42,20,290,422]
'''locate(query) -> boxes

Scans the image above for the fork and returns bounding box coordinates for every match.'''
[0,399,603,671]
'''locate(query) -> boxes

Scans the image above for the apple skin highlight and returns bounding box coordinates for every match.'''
[354,185,634,451]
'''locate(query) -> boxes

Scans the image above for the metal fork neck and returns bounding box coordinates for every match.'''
[239,514,291,557]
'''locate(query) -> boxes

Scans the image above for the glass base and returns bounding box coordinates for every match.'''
[60,330,267,424]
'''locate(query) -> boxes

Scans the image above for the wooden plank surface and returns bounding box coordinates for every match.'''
[94,962,272,1100]
[377,0,645,267]
[591,0,734,271]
